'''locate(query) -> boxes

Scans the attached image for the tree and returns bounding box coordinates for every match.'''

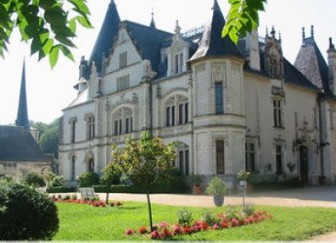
[101,162,122,203]
[223,0,267,43]
[0,0,92,67]
[39,119,59,158]
[111,131,176,231]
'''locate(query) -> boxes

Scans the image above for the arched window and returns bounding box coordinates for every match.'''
[165,95,189,127]
[176,142,190,175]
[112,107,133,135]
[88,158,94,172]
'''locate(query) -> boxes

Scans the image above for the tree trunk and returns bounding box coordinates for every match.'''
[105,184,110,204]
[146,192,153,231]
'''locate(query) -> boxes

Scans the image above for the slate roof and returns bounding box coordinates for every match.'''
[294,36,333,96]
[123,20,173,77]
[0,126,46,162]
[190,0,243,61]
[84,0,120,79]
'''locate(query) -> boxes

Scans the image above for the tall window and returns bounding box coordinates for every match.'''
[113,107,133,135]
[117,74,130,91]
[215,82,224,114]
[245,142,255,172]
[216,140,225,174]
[178,147,189,175]
[88,158,94,172]
[86,115,95,140]
[166,105,175,126]
[70,119,77,143]
[125,117,133,133]
[165,95,188,127]
[71,156,76,181]
[174,53,184,74]
[275,144,283,175]
[178,102,189,125]
[273,99,283,128]
[119,52,127,68]
[270,57,277,78]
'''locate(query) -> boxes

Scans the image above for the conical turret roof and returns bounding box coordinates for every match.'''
[190,0,243,61]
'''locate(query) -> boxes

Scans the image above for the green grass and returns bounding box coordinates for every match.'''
[53,202,336,241]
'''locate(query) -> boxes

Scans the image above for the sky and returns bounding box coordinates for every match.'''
[0,0,335,125]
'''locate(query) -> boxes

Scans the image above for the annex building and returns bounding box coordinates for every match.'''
[59,0,336,186]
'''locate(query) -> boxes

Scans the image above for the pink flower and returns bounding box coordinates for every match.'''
[150,230,162,239]
[172,225,181,235]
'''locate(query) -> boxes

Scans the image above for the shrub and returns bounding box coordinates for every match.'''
[206,177,227,195]
[101,162,122,185]
[50,175,64,187]
[22,172,46,187]
[202,211,220,226]
[46,186,76,193]
[0,181,59,240]
[78,172,100,187]
[177,209,193,226]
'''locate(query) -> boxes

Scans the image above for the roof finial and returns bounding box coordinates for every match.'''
[311,25,314,38]
[175,20,181,34]
[329,37,335,50]
[279,31,281,41]
[266,26,269,37]
[150,8,156,28]
[302,27,305,42]
[271,26,275,38]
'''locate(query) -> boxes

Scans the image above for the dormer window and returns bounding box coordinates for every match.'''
[174,52,183,74]
[119,52,127,69]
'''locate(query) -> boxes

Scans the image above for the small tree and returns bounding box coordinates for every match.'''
[78,172,100,187]
[22,172,46,188]
[112,131,176,230]
[101,162,122,203]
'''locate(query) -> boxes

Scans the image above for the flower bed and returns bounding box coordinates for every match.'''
[125,210,272,240]
[50,198,123,207]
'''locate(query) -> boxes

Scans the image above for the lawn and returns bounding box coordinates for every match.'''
[53,201,336,241]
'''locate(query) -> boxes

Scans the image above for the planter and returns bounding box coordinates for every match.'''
[213,194,224,207]
[193,185,202,194]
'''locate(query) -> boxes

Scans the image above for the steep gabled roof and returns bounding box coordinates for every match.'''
[85,0,120,78]
[15,61,29,129]
[294,36,332,96]
[123,20,173,76]
[190,0,243,61]
[0,126,46,162]
[283,58,319,91]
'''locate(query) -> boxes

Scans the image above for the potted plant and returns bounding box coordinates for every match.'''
[192,175,202,194]
[206,177,227,207]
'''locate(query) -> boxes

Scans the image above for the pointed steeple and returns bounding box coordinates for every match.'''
[150,9,156,28]
[190,0,243,61]
[15,59,29,129]
[86,0,120,77]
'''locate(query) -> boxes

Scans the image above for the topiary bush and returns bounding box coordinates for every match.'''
[22,172,46,187]
[0,180,59,240]
[78,172,100,187]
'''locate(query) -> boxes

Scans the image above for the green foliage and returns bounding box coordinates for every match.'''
[78,172,100,187]
[0,0,92,67]
[50,175,64,187]
[39,121,59,158]
[112,131,176,189]
[22,172,46,187]
[191,174,202,186]
[46,186,76,193]
[223,0,267,43]
[177,209,193,226]
[206,177,227,195]
[237,170,251,181]
[0,180,59,240]
[202,211,220,226]
[242,201,255,216]
[101,162,122,186]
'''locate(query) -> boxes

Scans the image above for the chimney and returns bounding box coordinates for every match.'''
[246,29,260,71]
[327,37,336,94]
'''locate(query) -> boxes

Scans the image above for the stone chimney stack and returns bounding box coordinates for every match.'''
[327,37,336,94]
[246,29,261,71]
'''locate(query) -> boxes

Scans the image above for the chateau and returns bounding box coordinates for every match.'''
[59,0,336,186]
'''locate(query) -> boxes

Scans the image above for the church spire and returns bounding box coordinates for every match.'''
[15,59,29,129]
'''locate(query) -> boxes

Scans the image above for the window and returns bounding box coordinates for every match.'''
[216,140,225,174]
[165,96,188,127]
[178,147,189,175]
[215,82,224,114]
[86,115,95,140]
[275,144,283,175]
[174,53,184,74]
[88,158,94,172]
[245,142,255,172]
[273,99,283,128]
[117,74,130,91]
[113,107,133,135]
[119,52,127,68]
[70,119,77,143]
[71,156,76,181]
[125,117,133,133]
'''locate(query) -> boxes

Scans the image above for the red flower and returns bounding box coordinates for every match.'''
[162,227,172,238]
[125,228,135,235]
[172,225,181,235]
[150,230,162,240]
[138,226,147,234]
[231,218,240,227]
[220,220,229,228]
[182,226,192,234]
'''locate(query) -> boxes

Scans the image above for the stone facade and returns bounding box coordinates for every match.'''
[59,0,336,186]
